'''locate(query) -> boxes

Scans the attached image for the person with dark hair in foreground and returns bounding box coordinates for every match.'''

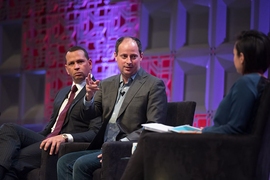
[0,46,101,179]
[121,30,270,180]
[202,30,270,134]
[57,36,168,180]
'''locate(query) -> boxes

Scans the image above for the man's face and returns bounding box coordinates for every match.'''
[114,38,143,83]
[65,49,92,84]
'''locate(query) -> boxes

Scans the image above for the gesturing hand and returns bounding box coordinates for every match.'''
[85,73,100,101]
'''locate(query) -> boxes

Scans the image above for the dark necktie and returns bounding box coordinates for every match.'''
[47,85,78,138]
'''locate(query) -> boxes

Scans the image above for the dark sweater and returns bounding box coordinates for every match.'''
[203,73,267,134]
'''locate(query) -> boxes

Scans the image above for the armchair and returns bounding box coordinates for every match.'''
[122,81,270,180]
[94,101,196,180]
[26,101,196,180]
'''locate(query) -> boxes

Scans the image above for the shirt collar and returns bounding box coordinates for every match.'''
[119,73,137,86]
[72,80,86,92]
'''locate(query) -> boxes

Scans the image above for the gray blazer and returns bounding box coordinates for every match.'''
[85,68,168,149]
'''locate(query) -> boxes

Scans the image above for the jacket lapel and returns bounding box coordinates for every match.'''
[117,68,147,118]
[105,75,121,122]
[55,87,70,110]
[62,86,86,126]
[72,87,86,105]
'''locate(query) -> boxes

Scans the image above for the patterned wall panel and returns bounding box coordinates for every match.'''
[1,0,23,20]
[142,54,173,101]
[44,67,72,121]
[0,0,174,125]
[0,0,5,20]
[193,113,212,128]
[46,12,78,68]
[76,0,141,80]
[22,16,47,70]
[43,0,144,121]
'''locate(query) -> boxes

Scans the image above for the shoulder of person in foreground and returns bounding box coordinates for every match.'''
[232,73,264,96]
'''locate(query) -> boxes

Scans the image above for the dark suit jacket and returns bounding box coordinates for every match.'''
[39,85,101,142]
[84,68,168,149]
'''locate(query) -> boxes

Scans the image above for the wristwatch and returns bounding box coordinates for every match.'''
[62,134,68,142]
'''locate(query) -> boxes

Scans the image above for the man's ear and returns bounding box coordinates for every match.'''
[114,52,117,61]
[65,65,70,75]
[88,59,92,66]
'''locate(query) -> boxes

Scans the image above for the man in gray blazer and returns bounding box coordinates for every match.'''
[0,46,101,179]
[57,36,168,180]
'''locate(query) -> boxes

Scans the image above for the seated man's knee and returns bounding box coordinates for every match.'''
[73,157,88,172]
[57,155,68,170]
[0,123,17,131]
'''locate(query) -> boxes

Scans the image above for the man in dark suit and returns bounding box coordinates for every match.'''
[0,46,101,179]
[57,36,168,180]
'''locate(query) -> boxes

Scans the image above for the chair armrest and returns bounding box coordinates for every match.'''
[101,141,133,179]
[58,142,90,158]
[141,133,260,180]
[39,150,58,180]
[39,142,90,180]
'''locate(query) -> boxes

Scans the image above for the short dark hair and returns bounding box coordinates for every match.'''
[66,46,89,60]
[235,30,270,74]
[115,36,142,55]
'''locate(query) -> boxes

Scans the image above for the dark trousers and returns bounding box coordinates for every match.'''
[0,123,45,180]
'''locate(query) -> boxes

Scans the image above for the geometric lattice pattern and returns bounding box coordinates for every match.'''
[2,0,269,126]
[193,113,212,128]
[1,0,270,129]
[142,54,173,101]
[0,0,173,122]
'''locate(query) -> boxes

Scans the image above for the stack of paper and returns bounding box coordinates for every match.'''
[142,123,201,133]
[170,125,201,133]
[142,123,173,133]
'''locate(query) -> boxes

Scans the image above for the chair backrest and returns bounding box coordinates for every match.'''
[251,79,270,137]
[165,101,196,126]
[254,80,270,180]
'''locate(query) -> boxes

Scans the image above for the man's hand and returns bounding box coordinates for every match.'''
[97,153,102,163]
[40,135,65,155]
[85,73,100,101]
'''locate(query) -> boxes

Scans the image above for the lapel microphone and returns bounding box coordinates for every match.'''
[120,90,125,96]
